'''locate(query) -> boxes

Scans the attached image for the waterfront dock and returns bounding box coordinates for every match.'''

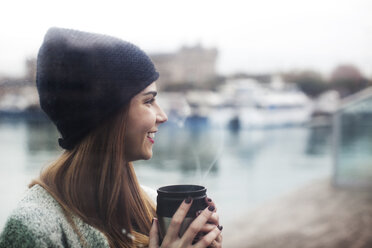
[223,178,372,248]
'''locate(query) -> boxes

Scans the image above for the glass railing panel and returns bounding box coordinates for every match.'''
[334,95,372,188]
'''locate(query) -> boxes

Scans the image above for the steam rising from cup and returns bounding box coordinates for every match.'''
[158,92,225,184]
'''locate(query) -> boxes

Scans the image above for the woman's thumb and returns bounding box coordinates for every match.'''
[148,218,159,248]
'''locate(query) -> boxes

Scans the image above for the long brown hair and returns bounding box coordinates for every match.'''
[30,104,156,247]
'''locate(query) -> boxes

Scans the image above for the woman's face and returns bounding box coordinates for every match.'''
[125,82,168,161]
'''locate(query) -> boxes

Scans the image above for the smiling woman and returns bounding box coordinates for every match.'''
[0,28,221,248]
[126,86,167,161]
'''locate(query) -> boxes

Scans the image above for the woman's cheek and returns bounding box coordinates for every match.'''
[145,109,157,126]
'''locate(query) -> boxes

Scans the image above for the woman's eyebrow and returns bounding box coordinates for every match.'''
[142,91,157,97]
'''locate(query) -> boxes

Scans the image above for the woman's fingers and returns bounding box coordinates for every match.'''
[216,233,223,243]
[199,223,218,233]
[196,211,219,226]
[163,197,193,242]
[208,213,219,226]
[148,218,159,248]
[159,197,222,248]
[205,197,217,212]
[193,226,222,248]
[181,206,215,244]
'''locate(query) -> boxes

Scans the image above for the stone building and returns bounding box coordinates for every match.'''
[150,44,218,90]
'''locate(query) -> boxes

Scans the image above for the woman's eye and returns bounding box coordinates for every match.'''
[145,98,155,105]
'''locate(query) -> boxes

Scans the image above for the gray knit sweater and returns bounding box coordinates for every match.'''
[0,184,157,248]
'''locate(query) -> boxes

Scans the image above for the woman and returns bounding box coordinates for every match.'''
[0,28,222,248]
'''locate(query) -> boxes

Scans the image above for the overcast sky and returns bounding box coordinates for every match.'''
[0,0,371,78]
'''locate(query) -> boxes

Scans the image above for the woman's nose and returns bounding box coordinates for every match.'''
[156,107,168,124]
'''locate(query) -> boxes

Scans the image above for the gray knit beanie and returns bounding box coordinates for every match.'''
[36,27,159,150]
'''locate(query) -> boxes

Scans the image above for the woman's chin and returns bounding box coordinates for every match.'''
[142,151,153,160]
[127,151,152,162]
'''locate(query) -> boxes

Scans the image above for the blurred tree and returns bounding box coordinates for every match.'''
[203,75,226,91]
[230,72,272,83]
[282,70,328,98]
[330,64,369,97]
[162,75,226,92]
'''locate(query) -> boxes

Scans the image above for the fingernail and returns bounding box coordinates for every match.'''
[185,196,192,204]
[207,197,212,202]
[208,205,215,211]
[218,225,223,231]
[196,210,202,216]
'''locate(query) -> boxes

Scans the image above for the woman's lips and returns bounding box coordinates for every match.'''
[147,132,155,144]
[147,136,154,144]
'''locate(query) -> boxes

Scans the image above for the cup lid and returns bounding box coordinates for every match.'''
[157,184,206,198]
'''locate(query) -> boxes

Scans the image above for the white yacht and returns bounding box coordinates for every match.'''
[209,77,314,129]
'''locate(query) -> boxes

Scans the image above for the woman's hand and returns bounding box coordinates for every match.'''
[149,198,222,248]
[195,197,222,248]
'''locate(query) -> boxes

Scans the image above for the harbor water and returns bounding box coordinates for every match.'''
[0,118,333,231]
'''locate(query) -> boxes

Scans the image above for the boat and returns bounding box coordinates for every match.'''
[157,76,314,129]
[208,77,314,129]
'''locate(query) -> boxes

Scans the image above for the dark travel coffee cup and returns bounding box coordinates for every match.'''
[156,185,208,243]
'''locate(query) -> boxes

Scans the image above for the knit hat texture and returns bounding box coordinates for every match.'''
[36,27,159,150]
